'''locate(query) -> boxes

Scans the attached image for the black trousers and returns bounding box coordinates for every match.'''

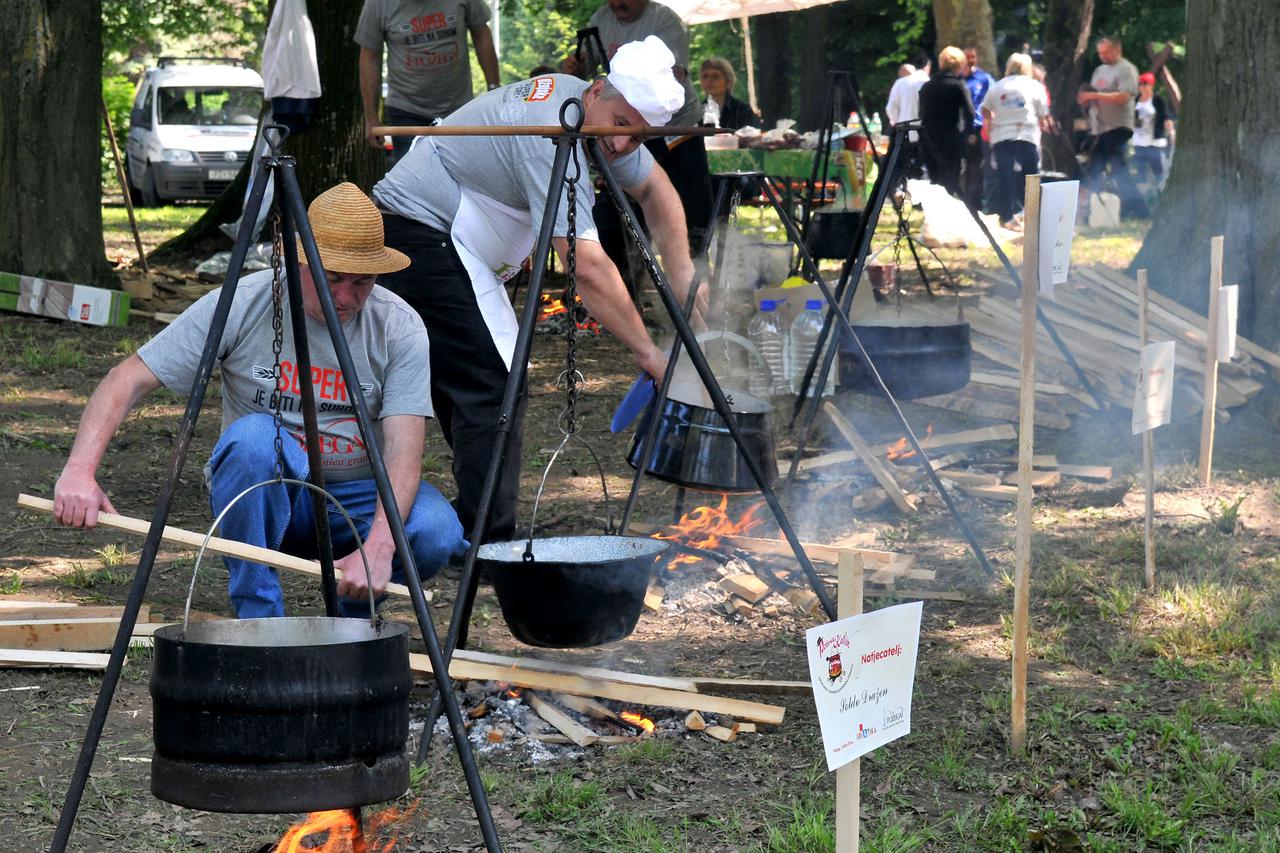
[378,212,528,544]
[991,140,1040,222]
[962,129,987,211]
[922,133,965,197]
[1085,127,1148,218]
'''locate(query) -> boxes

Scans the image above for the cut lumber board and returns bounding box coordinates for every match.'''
[0,617,122,652]
[912,390,1073,430]
[629,522,910,570]
[0,649,110,670]
[525,692,599,747]
[1059,464,1113,481]
[686,677,810,696]
[452,649,697,692]
[643,583,664,612]
[0,605,149,621]
[532,734,642,745]
[937,470,1003,487]
[554,693,625,724]
[704,724,737,742]
[0,599,79,610]
[719,574,772,604]
[868,424,1017,459]
[16,494,420,602]
[986,455,1059,468]
[851,487,890,512]
[409,653,786,725]
[959,484,1019,503]
[822,402,916,513]
[1002,470,1061,487]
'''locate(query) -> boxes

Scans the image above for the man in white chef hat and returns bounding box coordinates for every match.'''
[372,36,706,548]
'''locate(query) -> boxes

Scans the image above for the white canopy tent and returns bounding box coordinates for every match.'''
[662,0,845,112]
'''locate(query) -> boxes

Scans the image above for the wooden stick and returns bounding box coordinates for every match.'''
[408,653,786,724]
[1138,269,1156,590]
[836,551,863,853]
[630,522,910,569]
[553,692,626,724]
[686,677,810,696]
[822,402,916,513]
[1199,236,1224,485]
[524,692,599,747]
[452,648,698,692]
[0,605,149,621]
[1011,174,1041,757]
[369,124,728,137]
[16,494,419,601]
[0,649,110,670]
[100,96,149,274]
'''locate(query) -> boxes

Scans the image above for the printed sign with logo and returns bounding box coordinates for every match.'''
[1131,340,1176,434]
[806,601,923,771]
[1218,285,1238,362]
[525,76,556,102]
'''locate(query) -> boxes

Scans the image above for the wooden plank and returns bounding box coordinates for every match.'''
[451,649,698,693]
[686,677,810,696]
[986,455,1060,468]
[643,583,664,612]
[719,574,772,604]
[16,494,420,602]
[408,653,787,725]
[937,470,1003,487]
[0,649,110,670]
[0,605,149,621]
[867,424,1018,458]
[0,599,78,610]
[525,692,599,747]
[629,523,911,570]
[960,483,1019,503]
[1200,237,1223,484]
[822,402,916,513]
[554,693,626,724]
[1001,470,1061,488]
[0,618,121,652]
[837,551,863,853]
[1058,464,1112,481]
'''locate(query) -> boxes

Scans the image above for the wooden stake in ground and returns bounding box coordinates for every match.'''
[1199,236,1224,485]
[836,551,864,853]
[100,96,148,275]
[1011,174,1041,757]
[1138,269,1156,590]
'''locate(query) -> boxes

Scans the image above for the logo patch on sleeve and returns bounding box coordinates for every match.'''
[525,76,556,102]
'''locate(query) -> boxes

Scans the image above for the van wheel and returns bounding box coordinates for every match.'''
[123,160,143,207]
[139,166,160,208]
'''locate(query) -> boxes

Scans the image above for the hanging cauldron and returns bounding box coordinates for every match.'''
[477,535,669,648]
[838,322,972,399]
[150,617,411,813]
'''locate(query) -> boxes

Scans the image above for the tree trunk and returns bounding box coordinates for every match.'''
[153,0,383,262]
[796,7,831,131]
[932,0,995,72]
[1039,0,1094,177]
[0,0,115,287]
[1135,0,1280,348]
[754,13,792,128]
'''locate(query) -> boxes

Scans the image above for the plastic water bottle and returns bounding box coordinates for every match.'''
[747,299,787,398]
[703,98,721,127]
[789,299,832,396]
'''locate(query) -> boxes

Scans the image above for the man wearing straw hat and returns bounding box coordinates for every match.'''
[374,36,701,546]
[51,184,468,619]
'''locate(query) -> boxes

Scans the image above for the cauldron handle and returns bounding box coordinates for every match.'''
[523,432,613,561]
[182,478,379,630]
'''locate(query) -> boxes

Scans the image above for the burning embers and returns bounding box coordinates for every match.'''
[537,291,601,334]
[271,802,416,853]
[884,424,934,462]
[652,494,767,568]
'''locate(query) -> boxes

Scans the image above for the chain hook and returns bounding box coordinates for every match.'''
[268,210,287,483]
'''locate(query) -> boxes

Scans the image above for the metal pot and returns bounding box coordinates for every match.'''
[805,210,862,261]
[838,323,972,399]
[150,617,411,813]
[476,535,669,648]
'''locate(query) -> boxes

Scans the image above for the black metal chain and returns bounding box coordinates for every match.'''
[268,211,287,482]
[559,142,583,437]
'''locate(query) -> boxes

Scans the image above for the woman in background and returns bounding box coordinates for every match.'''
[982,52,1049,228]
[917,46,974,196]
[698,57,761,129]
[1132,72,1174,191]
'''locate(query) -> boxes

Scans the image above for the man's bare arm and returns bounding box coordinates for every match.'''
[470,25,500,89]
[334,414,425,599]
[54,354,164,528]
[359,46,385,149]
[626,165,708,322]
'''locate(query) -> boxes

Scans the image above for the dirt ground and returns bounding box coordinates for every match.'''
[2,246,1280,851]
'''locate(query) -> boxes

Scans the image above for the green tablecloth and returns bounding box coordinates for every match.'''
[707,148,842,180]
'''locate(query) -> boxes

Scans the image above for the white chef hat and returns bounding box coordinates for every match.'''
[606,36,686,127]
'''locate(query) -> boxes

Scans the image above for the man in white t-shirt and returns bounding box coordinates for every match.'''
[885,51,930,175]
[373,38,702,547]
[52,185,467,618]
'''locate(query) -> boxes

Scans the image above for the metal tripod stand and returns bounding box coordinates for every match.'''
[46,128,503,853]
[417,101,846,761]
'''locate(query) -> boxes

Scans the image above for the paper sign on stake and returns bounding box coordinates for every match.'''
[1132,340,1176,434]
[1218,286,1238,362]
[1037,180,1079,299]
[806,601,922,771]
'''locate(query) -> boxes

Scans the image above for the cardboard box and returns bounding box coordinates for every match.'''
[0,271,130,327]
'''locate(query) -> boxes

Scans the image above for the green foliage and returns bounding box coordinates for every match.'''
[102,0,268,69]
[494,0,579,82]
[101,75,135,185]
[0,573,22,596]
[1207,495,1247,535]
[518,772,604,823]
[761,792,835,853]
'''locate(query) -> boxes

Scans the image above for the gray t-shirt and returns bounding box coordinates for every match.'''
[1090,57,1139,133]
[589,1,702,127]
[373,75,654,238]
[355,0,491,119]
[138,269,432,482]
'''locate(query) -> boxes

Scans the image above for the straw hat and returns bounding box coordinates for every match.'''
[296,182,410,275]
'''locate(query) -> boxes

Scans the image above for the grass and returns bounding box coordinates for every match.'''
[518,772,605,824]
[19,338,86,372]
[0,572,22,595]
[101,203,203,249]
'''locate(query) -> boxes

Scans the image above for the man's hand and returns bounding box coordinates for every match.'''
[633,342,668,385]
[53,467,117,528]
[560,52,584,77]
[334,537,395,603]
[364,119,386,151]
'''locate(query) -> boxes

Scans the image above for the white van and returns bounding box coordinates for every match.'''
[126,58,264,206]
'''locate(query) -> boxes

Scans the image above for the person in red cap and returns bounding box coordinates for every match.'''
[1132,71,1174,194]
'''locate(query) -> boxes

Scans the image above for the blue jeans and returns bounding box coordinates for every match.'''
[209,414,467,619]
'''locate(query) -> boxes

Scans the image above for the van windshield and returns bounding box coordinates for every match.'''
[157,86,262,126]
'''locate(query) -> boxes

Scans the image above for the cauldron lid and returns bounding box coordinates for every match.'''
[154,616,407,648]
[478,534,668,565]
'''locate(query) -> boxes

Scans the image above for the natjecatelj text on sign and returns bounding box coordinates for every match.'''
[806,600,923,771]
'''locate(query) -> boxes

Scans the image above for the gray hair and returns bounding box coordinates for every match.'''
[597,77,624,100]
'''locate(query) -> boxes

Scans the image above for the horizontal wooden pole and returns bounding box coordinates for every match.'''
[370,124,728,138]
[16,494,420,601]
[409,653,786,725]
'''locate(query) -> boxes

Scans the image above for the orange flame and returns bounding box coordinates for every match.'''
[272,802,417,853]
[540,297,567,319]
[652,495,767,569]
[885,424,933,462]
[619,711,656,735]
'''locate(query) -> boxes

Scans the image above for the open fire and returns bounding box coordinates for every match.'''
[652,494,767,568]
[271,802,416,853]
[538,291,601,334]
[885,424,933,462]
